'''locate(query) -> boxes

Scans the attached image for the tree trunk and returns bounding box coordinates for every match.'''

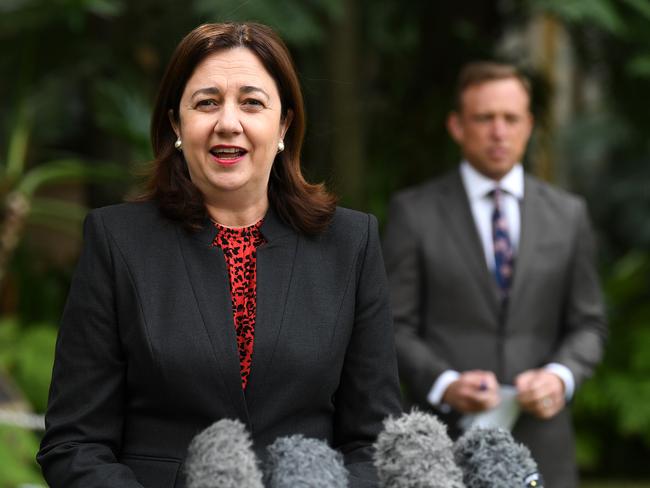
[327,0,365,209]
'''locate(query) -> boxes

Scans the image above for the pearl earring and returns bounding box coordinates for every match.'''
[277,140,285,153]
[174,138,182,150]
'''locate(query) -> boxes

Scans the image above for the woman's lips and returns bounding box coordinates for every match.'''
[210,145,248,165]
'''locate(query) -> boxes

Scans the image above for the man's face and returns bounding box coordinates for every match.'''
[447,77,533,181]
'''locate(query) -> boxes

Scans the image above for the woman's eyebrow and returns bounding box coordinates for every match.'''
[240,85,270,101]
[190,87,220,99]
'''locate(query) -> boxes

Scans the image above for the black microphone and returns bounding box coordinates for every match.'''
[263,434,349,487]
[373,410,465,487]
[185,418,264,488]
[453,427,544,488]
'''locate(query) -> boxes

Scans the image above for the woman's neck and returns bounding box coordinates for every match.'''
[204,194,269,228]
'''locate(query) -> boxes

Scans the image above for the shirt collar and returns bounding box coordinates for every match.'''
[192,204,293,246]
[459,160,524,200]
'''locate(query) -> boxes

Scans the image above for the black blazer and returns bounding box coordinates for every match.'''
[38,202,402,488]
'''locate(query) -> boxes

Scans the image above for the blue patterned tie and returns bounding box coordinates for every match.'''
[491,188,514,295]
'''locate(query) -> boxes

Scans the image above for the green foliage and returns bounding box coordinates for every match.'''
[0,318,52,486]
[92,81,153,161]
[0,0,131,289]
[531,0,625,33]
[574,252,650,475]
[193,0,343,44]
[622,0,650,19]
[0,424,45,488]
[0,319,57,413]
[0,3,130,483]
[627,55,650,78]
[0,0,124,32]
[539,2,650,472]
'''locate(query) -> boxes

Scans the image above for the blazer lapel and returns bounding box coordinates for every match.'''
[438,170,501,312]
[245,207,297,408]
[509,175,542,306]
[176,220,250,423]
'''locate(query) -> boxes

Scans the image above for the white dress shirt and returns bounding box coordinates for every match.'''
[460,161,523,271]
[427,162,575,410]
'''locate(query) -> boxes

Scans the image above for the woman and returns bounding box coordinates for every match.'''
[37,22,402,487]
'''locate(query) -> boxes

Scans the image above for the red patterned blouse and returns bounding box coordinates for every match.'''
[211,219,266,390]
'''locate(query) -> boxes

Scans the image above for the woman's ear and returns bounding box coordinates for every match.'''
[168,109,180,138]
[280,109,294,139]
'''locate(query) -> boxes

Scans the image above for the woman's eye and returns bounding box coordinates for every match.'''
[243,99,264,109]
[196,99,218,109]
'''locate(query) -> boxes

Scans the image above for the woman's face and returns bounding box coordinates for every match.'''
[171,47,290,206]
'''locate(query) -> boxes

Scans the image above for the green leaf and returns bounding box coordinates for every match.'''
[629,308,650,372]
[29,198,88,223]
[532,0,626,34]
[626,55,650,78]
[4,99,33,181]
[192,0,343,44]
[575,429,602,470]
[82,0,124,17]
[92,81,152,160]
[603,251,649,305]
[0,0,38,14]
[26,198,89,237]
[17,160,127,196]
[621,0,650,19]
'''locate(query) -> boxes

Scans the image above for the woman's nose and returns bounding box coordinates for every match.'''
[214,102,243,135]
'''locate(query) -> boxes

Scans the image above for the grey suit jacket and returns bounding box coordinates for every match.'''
[38,201,402,488]
[383,169,607,488]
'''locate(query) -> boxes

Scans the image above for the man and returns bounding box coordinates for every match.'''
[383,61,607,487]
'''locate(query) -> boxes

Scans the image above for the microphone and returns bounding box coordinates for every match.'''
[373,410,465,488]
[185,418,264,488]
[263,434,349,487]
[453,427,544,487]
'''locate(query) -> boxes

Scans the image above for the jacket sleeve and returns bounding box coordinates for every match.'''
[550,199,608,389]
[382,194,452,404]
[37,210,144,488]
[333,213,403,487]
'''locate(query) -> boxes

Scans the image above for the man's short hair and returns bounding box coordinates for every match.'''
[454,61,532,111]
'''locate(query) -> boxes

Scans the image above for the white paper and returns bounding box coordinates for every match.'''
[458,385,520,431]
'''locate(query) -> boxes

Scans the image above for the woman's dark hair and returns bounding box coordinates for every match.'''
[139,22,336,234]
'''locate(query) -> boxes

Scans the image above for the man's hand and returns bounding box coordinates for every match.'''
[515,369,566,419]
[442,370,500,413]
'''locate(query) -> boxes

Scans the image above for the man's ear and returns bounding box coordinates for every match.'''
[446,112,463,144]
[168,109,180,138]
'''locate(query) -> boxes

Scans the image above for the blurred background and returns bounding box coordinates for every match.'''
[0,0,649,486]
